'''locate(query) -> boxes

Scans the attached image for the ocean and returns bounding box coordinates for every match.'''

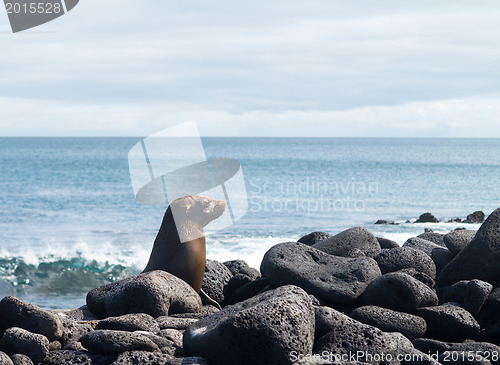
[1,137,499,309]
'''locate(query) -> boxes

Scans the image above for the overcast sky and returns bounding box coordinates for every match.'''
[1,1,500,137]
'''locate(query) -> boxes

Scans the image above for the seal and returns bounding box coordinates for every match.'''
[142,195,226,297]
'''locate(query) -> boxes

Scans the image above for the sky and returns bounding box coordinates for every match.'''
[1,1,500,137]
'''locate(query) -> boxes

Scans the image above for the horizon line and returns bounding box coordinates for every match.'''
[1,135,500,139]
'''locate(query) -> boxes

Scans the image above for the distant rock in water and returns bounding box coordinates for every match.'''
[415,212,439,223]
[464,210,486,223]
[374,219,398,225]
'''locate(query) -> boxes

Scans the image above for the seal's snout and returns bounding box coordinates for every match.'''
[213,199,226,219]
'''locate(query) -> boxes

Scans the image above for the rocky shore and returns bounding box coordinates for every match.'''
[2,208,500,364]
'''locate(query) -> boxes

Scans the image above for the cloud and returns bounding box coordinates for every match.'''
[1,94,499,137]
[1,1,500,136]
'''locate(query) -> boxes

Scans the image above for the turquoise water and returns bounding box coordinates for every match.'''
[0,137,499,309]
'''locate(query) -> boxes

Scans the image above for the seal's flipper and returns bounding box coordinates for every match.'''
[200,288,222,310]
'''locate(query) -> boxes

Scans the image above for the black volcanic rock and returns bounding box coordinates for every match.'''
[437,208,500,287]
[443,229,477,256]
[10,354,33,365]
[0,352,13,365]
[184,285,314,365]
[298,231,332,246]
[156,316,198,330]
[202,259,232,305]
[416,213,439,223]
[439,279,493,316]
[464,211,486,224]
[350,305,427,340]
[314,306,359,340]
[376,237,400,249]
[477,287,500,344]
[417,303,480,341]
[374,220,398,225]
[0,327,49,364]
[222,261,261,305]
[0,296,63,342]
[313,310,414,365]
[86,270,202,319]
[95,313,160,333]
[412,338,500,364]
[79,330,160,354]
[312,227,381,258]
[403,237,453,273]
[261,242,381,306]
[375,246,437,278]
[224,277,270,305]
[223,260,260,278]
[417,231,446,246]
[361,272,438,313]
[398,268,437,290]
[41,350,112,365]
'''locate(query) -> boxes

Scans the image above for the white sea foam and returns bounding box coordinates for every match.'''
[207,234,300,269]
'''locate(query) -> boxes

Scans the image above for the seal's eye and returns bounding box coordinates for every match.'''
[202,199,211,212]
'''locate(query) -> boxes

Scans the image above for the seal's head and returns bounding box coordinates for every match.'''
[170,195,226,243]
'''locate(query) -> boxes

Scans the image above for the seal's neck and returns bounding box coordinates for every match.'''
[142,208,203,273]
